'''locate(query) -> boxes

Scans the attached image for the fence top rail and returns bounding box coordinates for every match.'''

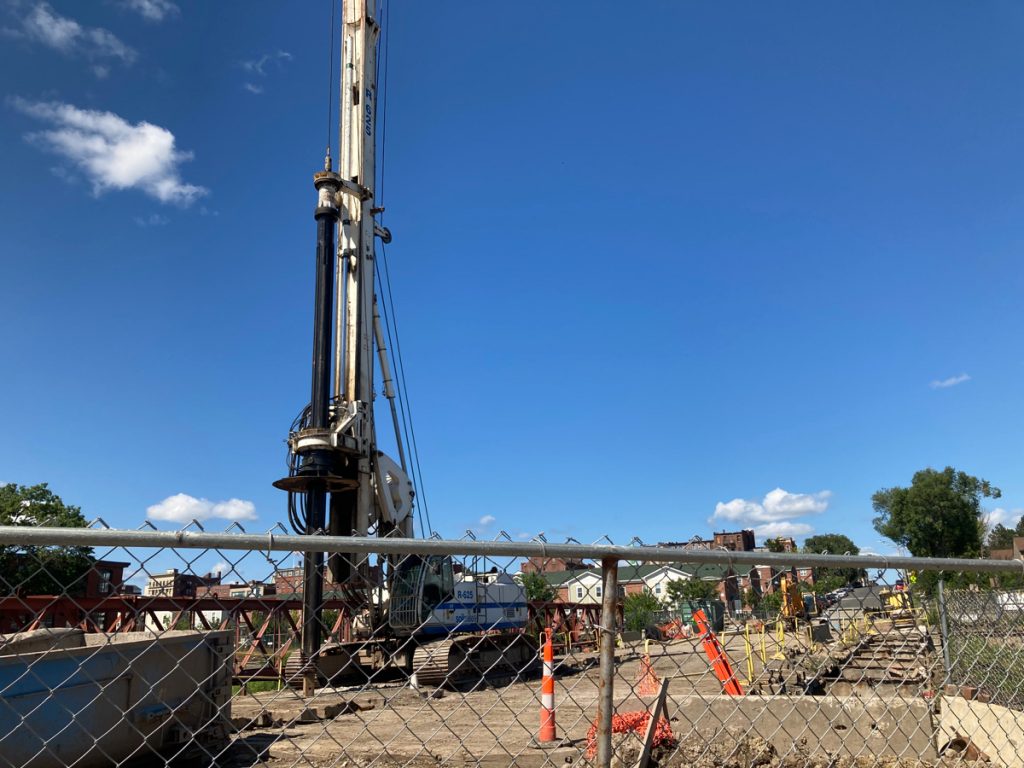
[2,525,1024,575]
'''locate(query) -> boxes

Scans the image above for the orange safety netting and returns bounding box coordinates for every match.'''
[635,655,661,696]
[585,710,675,758]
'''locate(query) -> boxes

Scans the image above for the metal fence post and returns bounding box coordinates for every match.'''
[597,556,618,768]
[937,577,951,687]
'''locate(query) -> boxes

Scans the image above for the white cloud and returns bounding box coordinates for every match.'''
[753,521,814,539]
[210,560,230,578]
[986,507,1023,530]
[13,99,207,206]
[712,497,765,523]
[147,493,257,524]
[242,50,293,76]
[763,488,831,518]
[712,488,831,525]
[710,487,831,540]
[119,0,179,22]
[240,50,292,93]
[479,514,496,527]
[134,213,168,227]
[930,373,970,389]
[8,3,136,68]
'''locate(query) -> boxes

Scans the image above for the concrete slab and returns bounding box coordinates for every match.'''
[0,627,84,655]
[667,694,937,760]
[938,696,1024,768]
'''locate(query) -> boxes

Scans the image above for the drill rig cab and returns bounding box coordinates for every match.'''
[390,555,455,629]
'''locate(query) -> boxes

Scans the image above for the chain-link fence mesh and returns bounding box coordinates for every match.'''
[1,523,1023,767]
[936,586,1024,712]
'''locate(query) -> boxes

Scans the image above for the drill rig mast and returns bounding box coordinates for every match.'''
[273,0,414,685]
[276,1,531,691]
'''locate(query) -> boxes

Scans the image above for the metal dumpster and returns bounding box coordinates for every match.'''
[0,630,233,768]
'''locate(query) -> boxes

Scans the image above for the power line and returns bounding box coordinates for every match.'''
[325,0,337,161]
[378,242,432,537]
[372,1,432,537]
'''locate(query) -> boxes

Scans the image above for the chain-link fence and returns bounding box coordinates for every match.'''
[1,524,1023,768]
[936,585,1024,712]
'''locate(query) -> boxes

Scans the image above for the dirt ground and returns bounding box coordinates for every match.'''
[221,639,735,766]
[215,631,944,768]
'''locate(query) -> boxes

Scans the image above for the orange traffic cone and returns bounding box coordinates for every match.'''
[539,628,556,742]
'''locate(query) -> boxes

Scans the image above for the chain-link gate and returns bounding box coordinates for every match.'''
[1,524,1023,767]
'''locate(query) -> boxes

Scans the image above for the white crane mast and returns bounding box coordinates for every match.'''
[274,4,530,695]
[336,0,379,543]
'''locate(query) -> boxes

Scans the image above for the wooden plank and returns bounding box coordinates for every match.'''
[632,677,670,768]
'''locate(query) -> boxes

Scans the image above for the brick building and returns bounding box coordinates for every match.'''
[198,581,275,600]
[272,563,383,597]
[990,537,1024,561]
[144,568,221,597]
[713,529,757,552]
[0,558,130,633]
[519,556,589,575]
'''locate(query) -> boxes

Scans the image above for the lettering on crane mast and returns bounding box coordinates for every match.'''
[364,88,373,135]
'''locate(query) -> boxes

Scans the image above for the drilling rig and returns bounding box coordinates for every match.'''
[274,0,532,691]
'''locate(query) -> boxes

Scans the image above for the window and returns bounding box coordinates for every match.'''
[98,569,112,595]
[576,586,583,599]
[595,586,602,598]
[654,584,662,595]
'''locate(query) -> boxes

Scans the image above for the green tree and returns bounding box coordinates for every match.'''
[803,533,866,585]
[623,590,662,632]
[666,578,718,604]
[0,483,94,596]
[987,518,1024,551]
[988,524,1015,551]
[873,467,1000,559]
[520,571,555,602]
[811,574,846,596]
[760,590,783,615]
[764,538,786,553]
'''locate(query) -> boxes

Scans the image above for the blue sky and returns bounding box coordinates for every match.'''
[2,1,1023,577]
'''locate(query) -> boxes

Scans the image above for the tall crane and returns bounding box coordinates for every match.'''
[274,1,531,691]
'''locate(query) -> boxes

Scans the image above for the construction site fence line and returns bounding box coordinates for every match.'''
[3,525,1024,574]
[5,523,1024,768]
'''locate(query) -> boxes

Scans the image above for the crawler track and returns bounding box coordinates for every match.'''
[412,633,537,688]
